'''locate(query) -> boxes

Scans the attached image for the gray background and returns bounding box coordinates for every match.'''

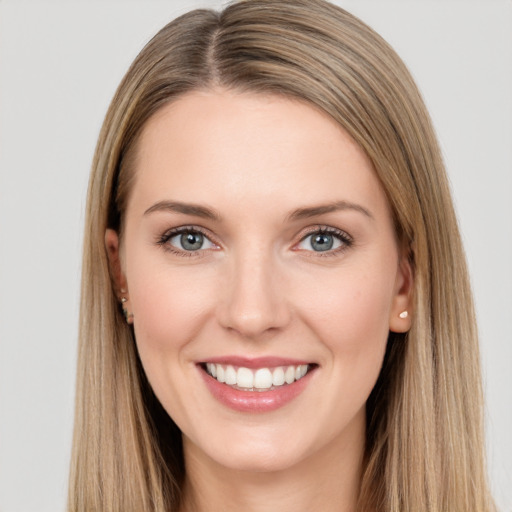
[0,1,511,510]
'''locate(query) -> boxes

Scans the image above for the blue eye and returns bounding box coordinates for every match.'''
[163,229,216,252]
[297,229,351,253]
[310,233,335,251]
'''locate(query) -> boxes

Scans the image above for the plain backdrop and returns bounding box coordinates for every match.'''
[0,1,511,511]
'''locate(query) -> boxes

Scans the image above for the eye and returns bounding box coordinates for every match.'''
[296,228,352,253]
[159,228,217,253]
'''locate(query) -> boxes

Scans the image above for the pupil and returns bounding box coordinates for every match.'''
[312,233,333,251]
[181,232,203,251]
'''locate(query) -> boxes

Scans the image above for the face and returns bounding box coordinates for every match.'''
[106,90,412,474]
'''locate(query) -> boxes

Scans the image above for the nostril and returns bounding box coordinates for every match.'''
[219,305,292,339]
[216,264,292,337]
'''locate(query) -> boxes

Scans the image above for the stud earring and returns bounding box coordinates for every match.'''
[120,295,134,324]
[399,311,408,319]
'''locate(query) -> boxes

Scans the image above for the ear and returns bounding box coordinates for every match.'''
[105,228,128,296]
[388,251,414,333]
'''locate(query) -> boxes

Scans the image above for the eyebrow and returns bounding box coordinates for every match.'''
[144,199,373,222]
[287,201,374,221]
[144,200,221,220]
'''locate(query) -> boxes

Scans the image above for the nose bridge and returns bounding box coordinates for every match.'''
[218,243,289,337]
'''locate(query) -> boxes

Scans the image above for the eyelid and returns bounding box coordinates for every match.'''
[157,225,221,255]
[293,225,353,254]
[155,224,353,257]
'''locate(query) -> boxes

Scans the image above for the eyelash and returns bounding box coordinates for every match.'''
[295,226,353,257]
[156,225,353,257]
[157,226,218,257]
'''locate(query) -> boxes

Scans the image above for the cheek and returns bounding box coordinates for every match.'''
[294,266,394,440]
[126,259,219,417]
[296,260,395,376]
[302,263,393,332]
[125,245,218,369]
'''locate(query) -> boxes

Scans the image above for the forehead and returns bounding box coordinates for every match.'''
[129,89,389,221]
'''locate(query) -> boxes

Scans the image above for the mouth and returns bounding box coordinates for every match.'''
[198,359,317,413]
[200,362,315,392]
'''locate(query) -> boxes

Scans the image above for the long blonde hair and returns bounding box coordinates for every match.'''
[68,1,495,510]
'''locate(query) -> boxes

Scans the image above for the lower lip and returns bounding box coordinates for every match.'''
[199,366,314,413]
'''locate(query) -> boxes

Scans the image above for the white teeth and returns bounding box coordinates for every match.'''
[207,363,216,378]
[254,368,273,389]
[272,367,285,386]
[205,363,311,390]
[225,365,237,385]
[237,367,254,388]
[285,366,295,384]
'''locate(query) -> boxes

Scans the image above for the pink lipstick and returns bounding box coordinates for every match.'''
[198,357,316,413]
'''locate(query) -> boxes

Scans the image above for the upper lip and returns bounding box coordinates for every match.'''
[199,356,315,369]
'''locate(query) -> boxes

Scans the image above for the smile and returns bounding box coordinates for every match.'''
[199,359,317,413]
[204,363,310,391]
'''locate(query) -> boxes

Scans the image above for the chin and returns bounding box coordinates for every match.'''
[212,447,303,474]
[186,428,310,474]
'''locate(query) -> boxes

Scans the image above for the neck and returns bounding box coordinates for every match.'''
[179,413,365,512]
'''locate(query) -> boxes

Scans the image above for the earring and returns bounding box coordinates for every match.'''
[399,311,408,319]
[120,295,134,324]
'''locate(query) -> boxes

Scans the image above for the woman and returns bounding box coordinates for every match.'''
[68,1,495,510]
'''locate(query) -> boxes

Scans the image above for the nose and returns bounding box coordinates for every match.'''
[217,249,291,339]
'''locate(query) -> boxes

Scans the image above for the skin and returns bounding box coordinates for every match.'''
[106,89,412,512]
